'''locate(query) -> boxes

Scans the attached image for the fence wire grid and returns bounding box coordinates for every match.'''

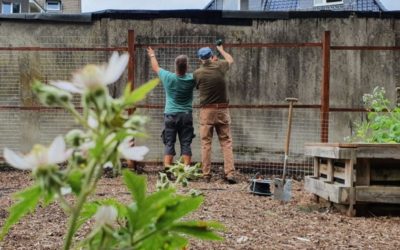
[0,35,369,178]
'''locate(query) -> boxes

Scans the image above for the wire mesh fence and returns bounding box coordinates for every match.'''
[133,36,327,177]
[0,33,378,178]
[135,107,328,177]
[0,35,121,157]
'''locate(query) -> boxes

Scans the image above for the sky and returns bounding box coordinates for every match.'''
[380,0,400,10]
[82,0,211,13]
[82,0,400,12]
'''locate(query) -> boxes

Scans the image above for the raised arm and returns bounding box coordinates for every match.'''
[147,47,160,73]
[216,45,234,65]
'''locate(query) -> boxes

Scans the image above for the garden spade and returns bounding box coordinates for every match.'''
[274,97,298,201]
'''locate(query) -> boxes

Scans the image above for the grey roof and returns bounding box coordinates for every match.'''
[263,0,298,11]
[356,0,381,11]
[264,0,382,11]
[206,0,383,11]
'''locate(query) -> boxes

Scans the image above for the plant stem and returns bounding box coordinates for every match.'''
[64,103,94,132]
[63,159,98,250]
[63,190,89,250]
[56,191,72,213]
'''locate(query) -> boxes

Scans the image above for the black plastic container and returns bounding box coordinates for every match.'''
[249,179,272,196]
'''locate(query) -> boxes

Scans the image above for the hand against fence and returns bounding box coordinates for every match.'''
[147,47,155,57]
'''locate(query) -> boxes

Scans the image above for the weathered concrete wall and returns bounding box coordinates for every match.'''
[0,15,399,171]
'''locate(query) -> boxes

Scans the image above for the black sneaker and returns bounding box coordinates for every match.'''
[226,176,237,184]
[161,168,176,181]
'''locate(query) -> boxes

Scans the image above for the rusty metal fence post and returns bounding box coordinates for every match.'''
[320,31,331,143]
[128,29,136,94]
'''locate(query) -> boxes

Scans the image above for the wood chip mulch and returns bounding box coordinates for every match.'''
[0,170,399,250]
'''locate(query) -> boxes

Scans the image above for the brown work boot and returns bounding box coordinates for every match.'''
[182,155,191,166]
[225,175,237,184]
[163,155,175,180]
[203,175,211,183]
[163,155,173,167]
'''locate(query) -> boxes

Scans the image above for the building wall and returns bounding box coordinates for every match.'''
[61,0,81,13]
[0,15,398,166]
[0,0,29,13]
[36,0,81,13]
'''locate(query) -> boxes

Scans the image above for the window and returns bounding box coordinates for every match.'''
[1,2,11,14]
[2,2,21,14]
[314,0,343,6]
[46,0,61,11]
[12,2,20,13]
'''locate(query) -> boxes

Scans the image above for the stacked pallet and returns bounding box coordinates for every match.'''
[304,143,400,216]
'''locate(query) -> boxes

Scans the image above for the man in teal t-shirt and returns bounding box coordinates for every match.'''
[147,47,196,168]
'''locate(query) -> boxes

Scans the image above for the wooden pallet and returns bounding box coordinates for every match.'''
[304,143,400,216]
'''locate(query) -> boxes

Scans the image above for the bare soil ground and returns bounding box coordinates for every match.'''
[0,170,400,250]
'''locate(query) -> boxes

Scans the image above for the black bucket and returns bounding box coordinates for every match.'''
[249,179,272,196]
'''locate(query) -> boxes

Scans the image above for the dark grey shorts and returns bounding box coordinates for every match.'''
[162,112,195,156]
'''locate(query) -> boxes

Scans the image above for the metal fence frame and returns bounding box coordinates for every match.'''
[1,29,399,177]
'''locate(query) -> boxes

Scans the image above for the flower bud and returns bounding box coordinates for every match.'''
[94,206,118,228]
[65,129,85,147]
[32,81,72,107]
[123,115,149,129]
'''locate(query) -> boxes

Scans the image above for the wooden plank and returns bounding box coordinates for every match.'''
[356,158,370,185]
[345,158,356,216]
[356,186,400,204]
[357,145,400,159]
[347,188,356,217]
[305,146,354,159]
[345,159,355,187]
[304,176,350,204]
[320,163,327,176]
[305,143,400,148]
[305,143,357,148]
[305,143,400,159]
[313,157,320,178]
[333,166,346,181]
[326,159,333,182]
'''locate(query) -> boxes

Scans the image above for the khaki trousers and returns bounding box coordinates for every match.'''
[199,107,235,178]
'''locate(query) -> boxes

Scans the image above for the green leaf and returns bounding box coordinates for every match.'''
[0,185,41,241]
[156,196,204,229]
[138,233,188,250]
[67,169,84,194]
[124,79,159,105]
[78,202,99,229]
[132,189,175,231]
[171,220,225,241]
[122,170,147,206]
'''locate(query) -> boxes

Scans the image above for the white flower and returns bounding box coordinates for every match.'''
[60,186,72,195]
[103,161,113,169]
[94,206,118,228]
[3,136,72,171]
[50,52,129,94]
[87,115,99,129]
[118,138,149,161]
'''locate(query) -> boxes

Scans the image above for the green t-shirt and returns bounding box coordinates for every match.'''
[193,60,230,106]
[158,68,195,114]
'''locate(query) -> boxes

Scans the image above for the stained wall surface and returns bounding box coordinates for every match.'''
[0,13,398,174]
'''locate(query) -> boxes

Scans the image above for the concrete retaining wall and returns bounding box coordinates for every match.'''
[0,13,399,172]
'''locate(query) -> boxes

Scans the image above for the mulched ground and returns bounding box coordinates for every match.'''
[0,169,400,250]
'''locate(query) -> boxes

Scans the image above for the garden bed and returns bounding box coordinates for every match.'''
[0,170,400,249]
